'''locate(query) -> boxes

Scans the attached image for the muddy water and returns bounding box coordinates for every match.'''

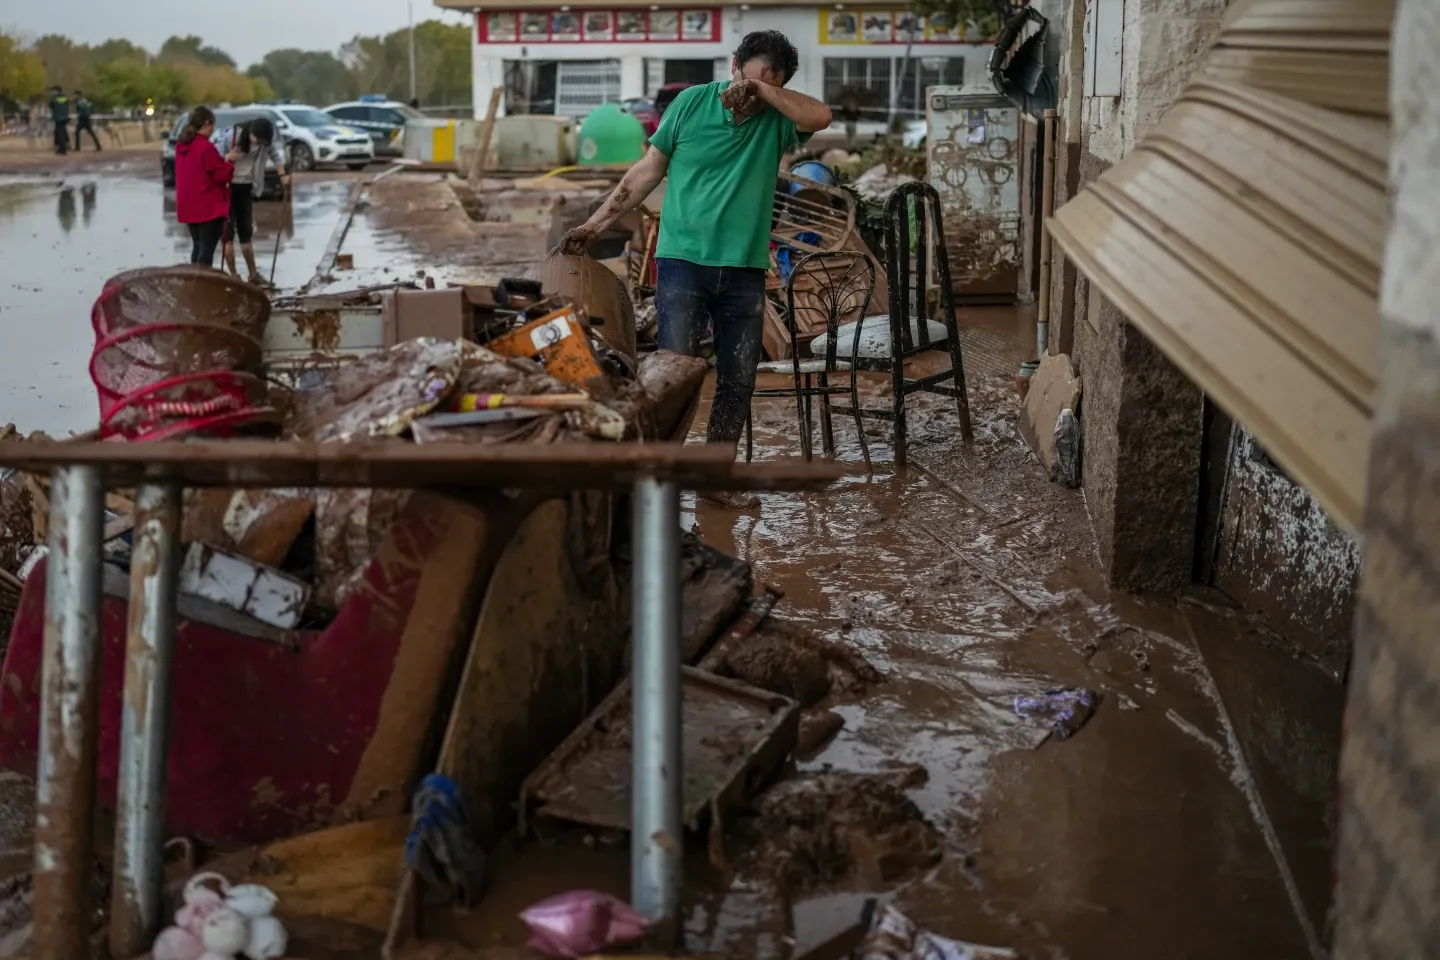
[416,343,1324,958]
[0,174,357,435]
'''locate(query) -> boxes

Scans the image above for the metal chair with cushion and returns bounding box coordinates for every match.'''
[744,250,877,466]
[828,181,974,465]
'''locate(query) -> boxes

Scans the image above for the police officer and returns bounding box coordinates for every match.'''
[74,91,101,151]
[49,86,70,156]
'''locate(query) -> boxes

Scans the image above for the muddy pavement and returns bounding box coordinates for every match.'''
[0,171,359,436]
[678,362,1320,957]
[434,357,1321,959]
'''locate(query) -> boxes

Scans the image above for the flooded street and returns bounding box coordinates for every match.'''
[0,166,357,436]
[0,156,1339,959]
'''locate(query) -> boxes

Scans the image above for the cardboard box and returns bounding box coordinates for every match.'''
[383,288,472,345]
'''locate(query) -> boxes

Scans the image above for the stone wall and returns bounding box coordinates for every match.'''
[1051,0,1224,590]
[1333,0,1440,952]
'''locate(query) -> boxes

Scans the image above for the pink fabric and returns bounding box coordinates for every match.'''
[519,890,648,958]
[175,136,233,224]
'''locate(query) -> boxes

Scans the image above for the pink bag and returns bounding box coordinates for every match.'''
[519,890,649,958]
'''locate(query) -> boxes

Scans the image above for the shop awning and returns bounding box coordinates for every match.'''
[1047,0,1392,532]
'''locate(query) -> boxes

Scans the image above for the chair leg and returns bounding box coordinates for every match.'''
[819,372,836,456]
[745,410,754,463]
[851,369,872,472]
[891,357,908,468]
[792,375,812,462]
[946,323,975,444]
[803,377,817,461]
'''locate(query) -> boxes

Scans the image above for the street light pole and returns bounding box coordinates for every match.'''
[408,0,418,103]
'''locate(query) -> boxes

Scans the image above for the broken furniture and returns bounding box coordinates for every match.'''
[518,667,799,841]
[830,182,975,465]
[746,251,877,468]
[0,439,841,960]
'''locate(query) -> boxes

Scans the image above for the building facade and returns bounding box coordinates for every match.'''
[436,0,994,122]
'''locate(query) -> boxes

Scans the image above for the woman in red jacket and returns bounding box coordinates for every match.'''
[174,106,240,267]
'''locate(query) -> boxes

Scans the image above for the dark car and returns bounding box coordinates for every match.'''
[324,98,426,157]
[654,83,693,119]
[161,108,286,200]
[622,97,659,137]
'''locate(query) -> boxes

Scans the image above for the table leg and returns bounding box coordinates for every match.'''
[110,483,182,957]
[630,476,682,923]
[34,466,105,960]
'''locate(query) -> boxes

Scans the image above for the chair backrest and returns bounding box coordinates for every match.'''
[783,250,877,371]
[882,181,957,355]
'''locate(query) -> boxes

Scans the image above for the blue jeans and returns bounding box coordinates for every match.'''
[655,258,766,445]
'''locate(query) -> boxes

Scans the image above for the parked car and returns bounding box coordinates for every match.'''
[243,103,375,172]
[324,97,427,157]
[621,97,659,136]
[654,83,693,118]
[161,108,286,200]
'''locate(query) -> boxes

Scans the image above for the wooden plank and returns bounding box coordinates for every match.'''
[0,440,847,492]
[467,87,504,188]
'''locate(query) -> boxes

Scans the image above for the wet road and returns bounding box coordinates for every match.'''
[432,354,1330,959]
[0,173,356,436]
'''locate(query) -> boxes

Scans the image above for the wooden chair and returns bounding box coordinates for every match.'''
[745,251,877,467]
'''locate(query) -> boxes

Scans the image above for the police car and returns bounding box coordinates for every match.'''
[324,96,426,158]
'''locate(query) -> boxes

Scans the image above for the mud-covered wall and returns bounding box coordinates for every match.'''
[1212,432,1362,675]
[1055,0,1224,590]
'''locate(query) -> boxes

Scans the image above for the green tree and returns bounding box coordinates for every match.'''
[159,35,236,69]
[0,32,46,104]
[341,20,472,106]
[908,0,1013,40]
[91,58,151,109]
[248,49,354,105]
[32,34,89,91]
[149,64,192,106]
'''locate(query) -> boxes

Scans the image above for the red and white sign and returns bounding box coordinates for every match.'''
[478,8,722,42]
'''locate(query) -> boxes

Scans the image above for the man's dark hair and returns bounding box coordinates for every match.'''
[734,30,799,85]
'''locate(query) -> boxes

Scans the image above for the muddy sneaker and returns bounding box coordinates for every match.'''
[699,490,761,510]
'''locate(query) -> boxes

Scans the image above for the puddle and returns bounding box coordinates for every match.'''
[0,174,358,435]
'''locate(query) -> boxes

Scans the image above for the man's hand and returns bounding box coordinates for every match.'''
[558,224,598,256]
[721,75,767,116]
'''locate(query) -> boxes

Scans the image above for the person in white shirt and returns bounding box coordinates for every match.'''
[211,117,290,284]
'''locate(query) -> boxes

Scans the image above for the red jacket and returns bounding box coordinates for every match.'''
[175,136,233,224]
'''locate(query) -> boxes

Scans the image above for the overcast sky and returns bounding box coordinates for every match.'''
[5,0,471,68]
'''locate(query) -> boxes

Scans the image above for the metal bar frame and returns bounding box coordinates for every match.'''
[13,444,838,949]
[34,466,105,960]
[109,483,183,956]
[629,477,683,923]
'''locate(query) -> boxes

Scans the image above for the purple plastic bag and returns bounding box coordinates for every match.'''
[519,890,649,958]
[1014,687,1099,740]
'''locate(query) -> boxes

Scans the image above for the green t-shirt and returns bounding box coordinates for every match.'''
[649,81,809,270]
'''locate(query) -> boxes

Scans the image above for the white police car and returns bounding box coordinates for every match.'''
[241,102,376,172]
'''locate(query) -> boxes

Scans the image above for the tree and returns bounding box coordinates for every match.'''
[908,0,1013,40]
[159,35,236,69]
[341,20,472,106]
[32,34,88,91]
[0,32,45,104]
[248,49,354,105]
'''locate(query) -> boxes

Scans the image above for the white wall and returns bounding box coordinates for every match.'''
[469,4,993,117]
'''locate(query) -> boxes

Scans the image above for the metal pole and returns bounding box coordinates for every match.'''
[110,484,182,958]
[630,476,682,923]
[34,466,105,960]
[409,0,419,104]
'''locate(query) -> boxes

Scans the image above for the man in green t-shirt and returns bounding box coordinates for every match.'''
[561,31,831,506]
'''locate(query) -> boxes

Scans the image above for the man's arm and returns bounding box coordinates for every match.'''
[557,145,671,254]
[754,82,833,133]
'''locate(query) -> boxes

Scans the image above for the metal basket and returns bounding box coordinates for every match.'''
[99,370,278,442]
[90,322,264,420]
[93,266,271,342]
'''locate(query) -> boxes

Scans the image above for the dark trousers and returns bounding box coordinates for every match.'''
[655,257,765,445]
[75,121,101,151]
[188,217,227,267]
[53,123,69,155]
